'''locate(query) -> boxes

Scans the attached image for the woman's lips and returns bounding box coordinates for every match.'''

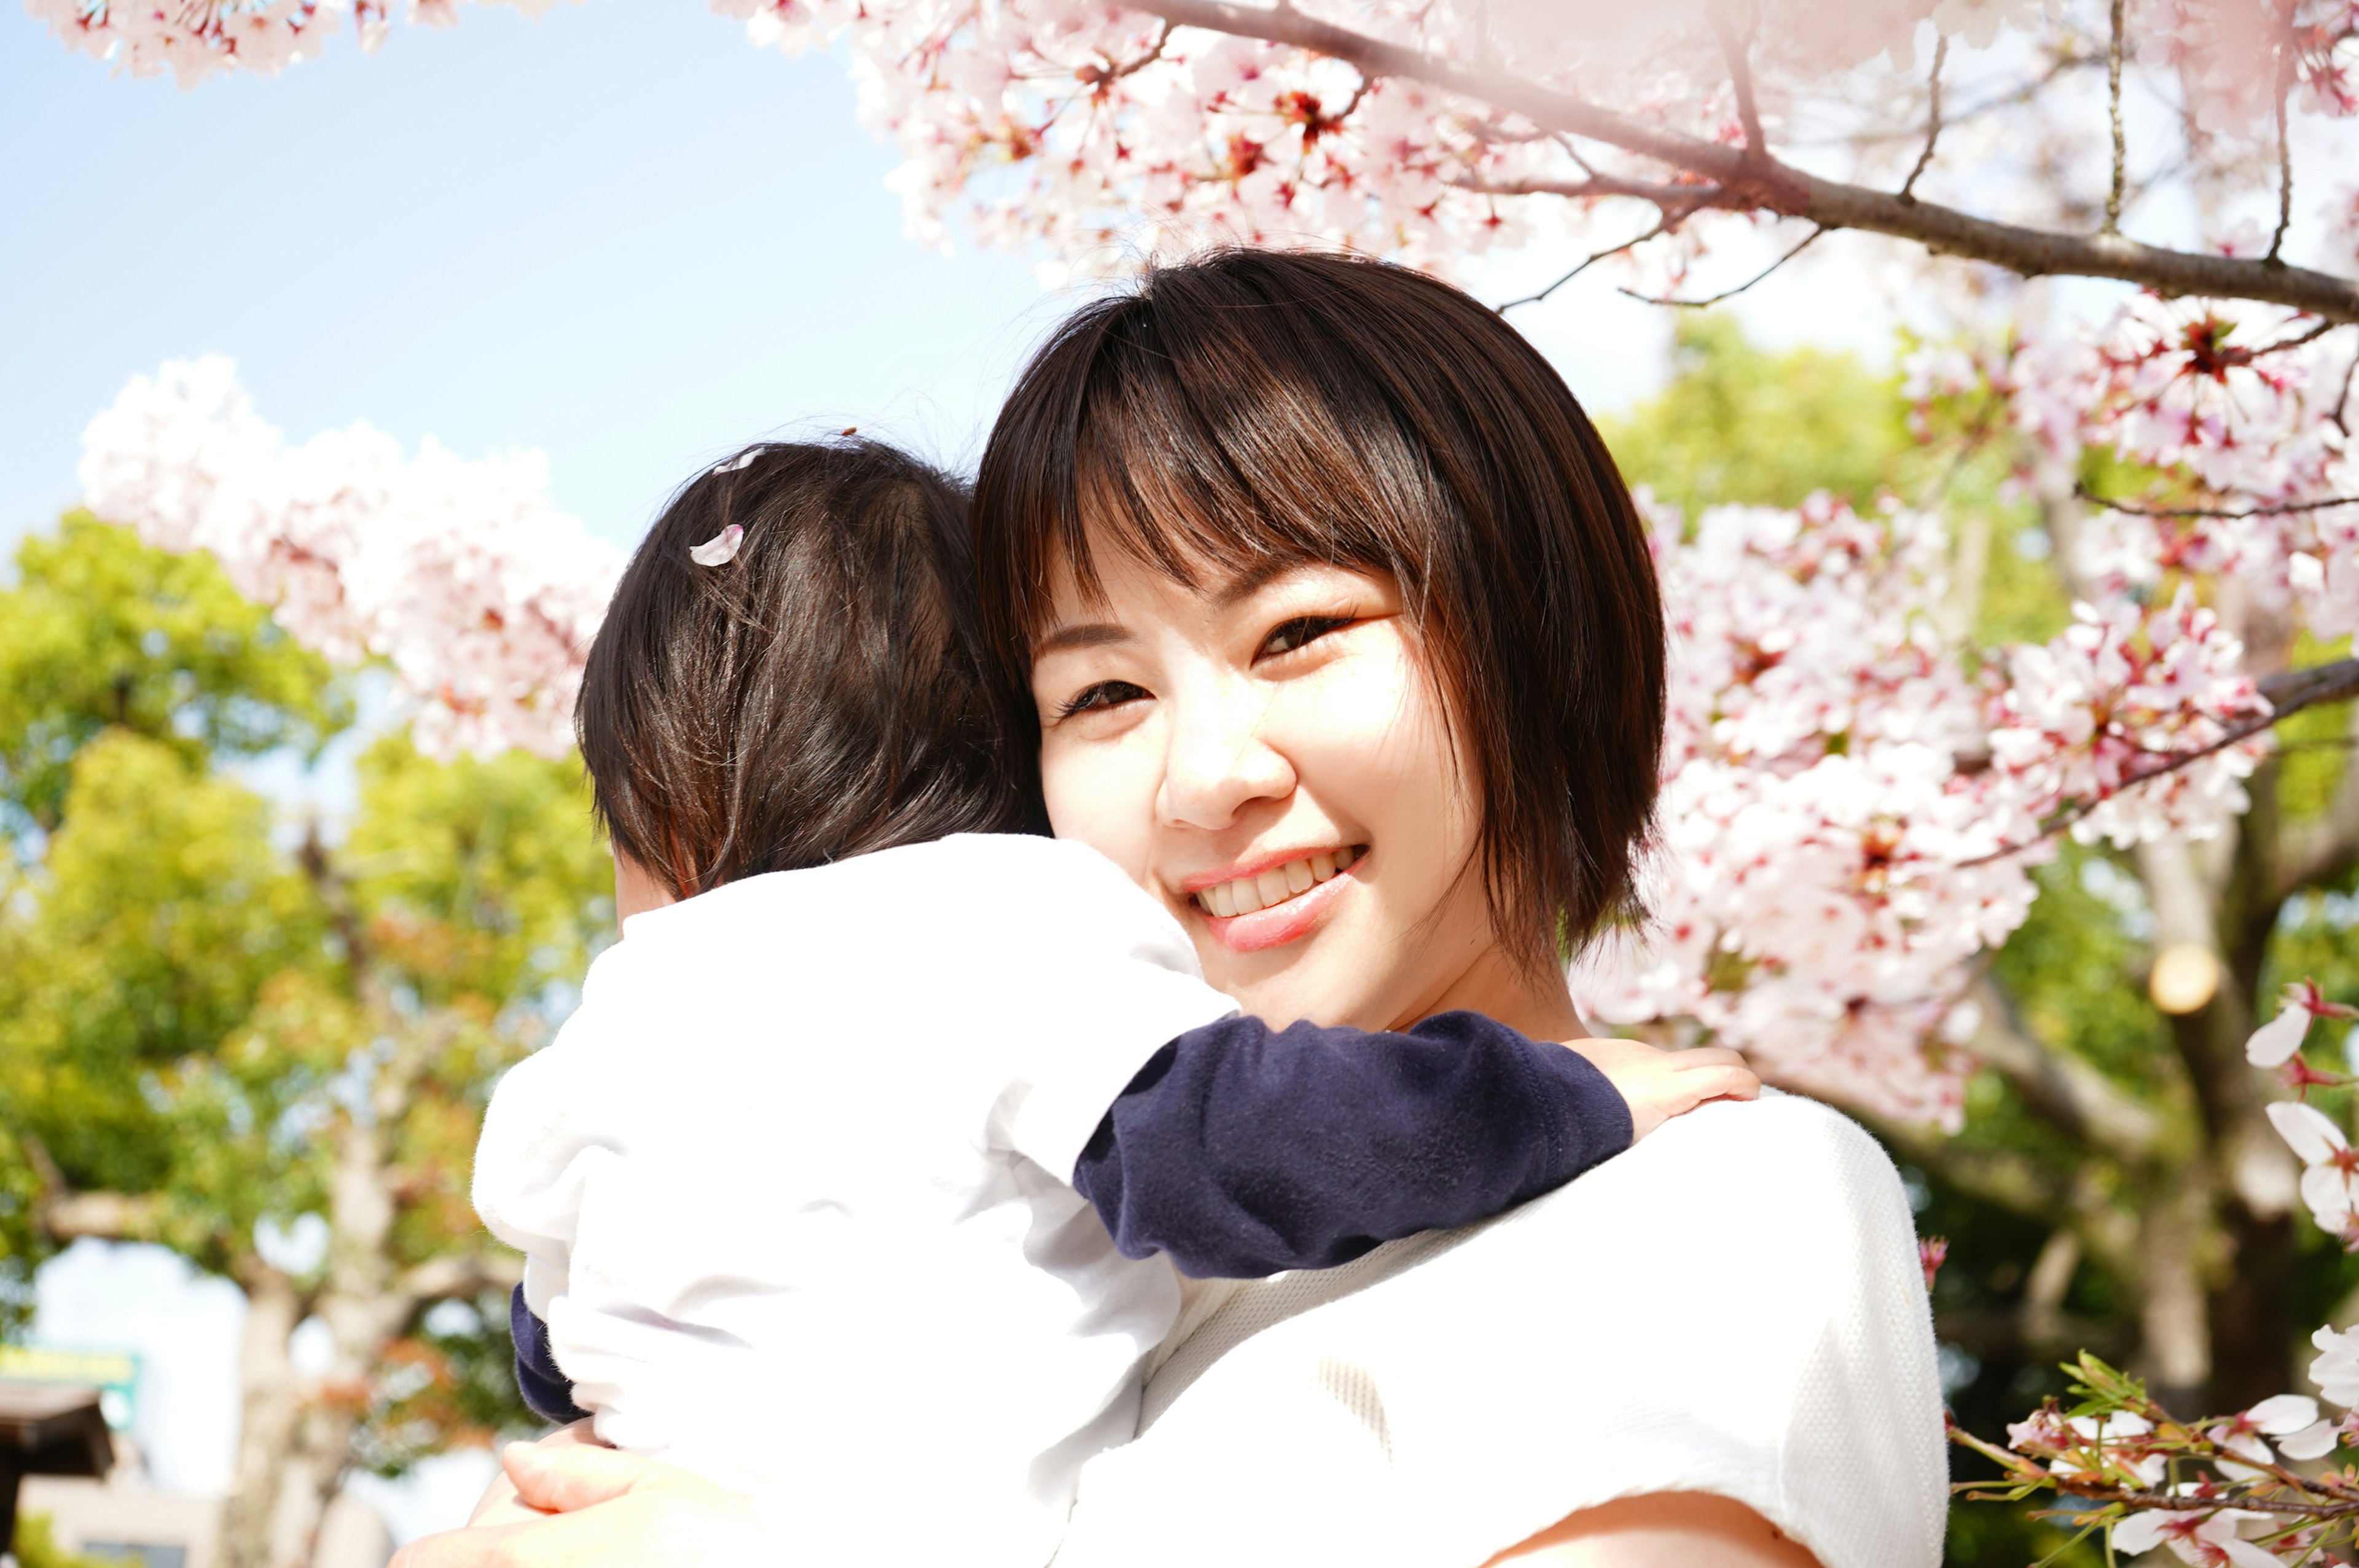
[1200,853,1364,953]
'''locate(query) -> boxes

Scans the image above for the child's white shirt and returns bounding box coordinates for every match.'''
[472,834,1237,1568]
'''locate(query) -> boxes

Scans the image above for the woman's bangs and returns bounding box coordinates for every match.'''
[1044,352,1413,642]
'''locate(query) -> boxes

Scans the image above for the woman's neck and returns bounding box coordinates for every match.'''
[1405,940,1586,1042]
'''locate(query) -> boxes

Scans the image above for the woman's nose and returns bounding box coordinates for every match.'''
[1155,682,1294,831]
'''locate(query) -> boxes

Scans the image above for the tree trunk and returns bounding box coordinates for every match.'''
[2139,1162,2216,1414]
[218,1264,305,1568]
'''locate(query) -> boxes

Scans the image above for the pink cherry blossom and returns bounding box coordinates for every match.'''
[78,358,620,761]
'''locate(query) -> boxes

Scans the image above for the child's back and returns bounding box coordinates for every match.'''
[479,833,1235,1564]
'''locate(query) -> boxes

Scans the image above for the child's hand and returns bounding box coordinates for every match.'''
[466,1419,604,1526]
[1568,1038,1759,1141]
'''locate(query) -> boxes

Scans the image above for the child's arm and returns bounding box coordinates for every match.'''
[509,1284,592,1427]
[1072,1013,1754,1279]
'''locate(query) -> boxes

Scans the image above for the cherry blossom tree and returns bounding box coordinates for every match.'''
[33,0,2359,1558]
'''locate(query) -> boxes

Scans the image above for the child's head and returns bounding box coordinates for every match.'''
[577,438,1041,907]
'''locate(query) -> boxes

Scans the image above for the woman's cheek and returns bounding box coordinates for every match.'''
[1041,732,1162,892]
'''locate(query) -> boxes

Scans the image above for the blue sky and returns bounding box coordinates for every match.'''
[1,0,1062,553]
[3,0,1912,1526]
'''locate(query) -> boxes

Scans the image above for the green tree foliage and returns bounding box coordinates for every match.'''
[0,517,612,1566]
[0,512,346,842]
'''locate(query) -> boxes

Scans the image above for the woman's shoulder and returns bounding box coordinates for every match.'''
[1587,1086,1920,1257]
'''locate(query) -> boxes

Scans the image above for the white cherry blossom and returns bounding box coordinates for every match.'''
[2314,1324,2359,1408]
[2248,991,2318,1067]
[2112,1508,2284,1568]
[2267,1101,2359,1236]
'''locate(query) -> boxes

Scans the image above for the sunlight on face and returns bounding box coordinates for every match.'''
[1029,543,1499,1032]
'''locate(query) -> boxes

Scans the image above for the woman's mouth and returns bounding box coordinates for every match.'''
[1190,846,1365,953]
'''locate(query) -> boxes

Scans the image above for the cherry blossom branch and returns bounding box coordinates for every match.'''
[2021,1484,2359,1518]
[1141,1,2359,322]
[1708,0,1768,160]
[1962,658,2359,867]
[2269,74,2294,263]
[1495,216,1684,312]
[2263,658,2359,721]
[2077,483,2359,519]
[1466,174,1724,206]
[2104,0,2128,234]
[1957,975,2161,1161]
[1617,223,1824,307]
[1899,34,1948,203]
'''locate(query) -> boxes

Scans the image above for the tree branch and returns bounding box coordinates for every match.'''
[1495,216,1681,312]
[2260,657,2359,715]
[20,1131,162,1243]
[2268,0,2296,263]
[1141,0,2359,322]
[2077,485,2359,520]
[2105,0,2128,234]
[1461,174,1722,206]
[1900,34,1948,201]
[1961,975,2159,1163]
[1618,223,1822,307]
[1709,0,1768,159]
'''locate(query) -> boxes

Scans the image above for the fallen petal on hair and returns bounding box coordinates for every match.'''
[690,525,745,566]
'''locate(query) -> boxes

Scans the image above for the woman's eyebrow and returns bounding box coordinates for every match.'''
[1036,622,1131,654]
[1210,559,1300,613]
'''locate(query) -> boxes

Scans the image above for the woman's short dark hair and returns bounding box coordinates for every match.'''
[577,438,1041,899]
[972,248,1665,973]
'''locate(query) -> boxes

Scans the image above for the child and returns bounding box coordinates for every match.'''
[472,439,1754,1566]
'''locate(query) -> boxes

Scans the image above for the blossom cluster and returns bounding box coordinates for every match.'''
[79,358,620,760]
[1967,1000,2359,1565]
[1570,494,2270,1125]
[1911,294,2359,643]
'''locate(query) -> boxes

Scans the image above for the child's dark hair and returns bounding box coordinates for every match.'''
[577,438,1042,899]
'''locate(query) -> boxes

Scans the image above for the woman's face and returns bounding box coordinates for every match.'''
[1031,540,1526,1032]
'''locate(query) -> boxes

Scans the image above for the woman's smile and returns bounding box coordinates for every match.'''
[1185,844,1367,951]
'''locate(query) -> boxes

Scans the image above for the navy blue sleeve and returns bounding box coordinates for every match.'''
[1071,1010,1633,1279]
[509,1284,590,1426]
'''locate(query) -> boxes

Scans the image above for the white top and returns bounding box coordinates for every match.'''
[472,834,1237,1568]
[1056,1090,1947,1568]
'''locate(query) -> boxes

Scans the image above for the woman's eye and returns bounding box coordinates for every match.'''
[1259,615,1353,660]
[1057,679,1149,720]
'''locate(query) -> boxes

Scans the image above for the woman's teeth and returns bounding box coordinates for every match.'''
[1195,847,1361,918]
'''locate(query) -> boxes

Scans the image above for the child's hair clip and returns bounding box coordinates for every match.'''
[710,449,761,477]
[689,525,745,567]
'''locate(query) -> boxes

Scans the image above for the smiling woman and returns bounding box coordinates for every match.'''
[972,249,1946,1568]
[979,248,1665,1037]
